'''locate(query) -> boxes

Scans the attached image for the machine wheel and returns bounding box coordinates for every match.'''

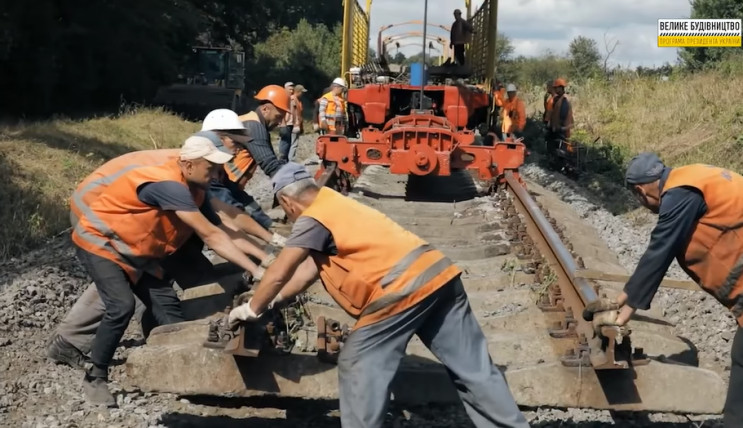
[316,163,353,195]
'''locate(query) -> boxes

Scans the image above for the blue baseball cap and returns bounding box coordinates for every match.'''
[625,152,665,186]
[271,162,313,196]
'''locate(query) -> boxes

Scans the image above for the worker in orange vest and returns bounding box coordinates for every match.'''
[228,162,530,428]
[69,134,274,406]
[545,77,574,155]
[318,78,348,135]
[584,153,743,426]
[501,83,526,141]
[48,130,284,376]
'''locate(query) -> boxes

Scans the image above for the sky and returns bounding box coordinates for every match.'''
[368,0,693,68]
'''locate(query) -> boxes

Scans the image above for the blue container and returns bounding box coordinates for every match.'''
[410,62,428,87]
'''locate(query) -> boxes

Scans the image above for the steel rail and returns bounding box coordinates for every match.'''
[503,171,633,370]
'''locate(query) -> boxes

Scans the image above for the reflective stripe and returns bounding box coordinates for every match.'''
[716,253,743,304]
[225,160,243,180]
[360,256,454,317]
[72,164,163,279]
[380,244,433,288]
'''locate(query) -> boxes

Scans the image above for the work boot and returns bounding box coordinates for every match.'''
[82,369,116,407]
[47,334,91,370]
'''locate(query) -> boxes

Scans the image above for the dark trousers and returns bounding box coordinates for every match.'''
[278,125,292,161]
[724,327,743,426]
[454,44,466,65]
[74,246,184,373]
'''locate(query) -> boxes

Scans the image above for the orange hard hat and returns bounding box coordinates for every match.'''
[254,85,291,113]
[553,78,567,87]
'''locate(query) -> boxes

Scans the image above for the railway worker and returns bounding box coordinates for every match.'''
[585,152,743,426]
[279,83,307,162]
[47,129,283,376]
[501,83,526,141]
[69,133,274,406]
[450,8,474,66]
[228,162,530,428]
[318,78,348,136]
[238,84,292,181]
[545,78,574,154]
[543,80,555,126]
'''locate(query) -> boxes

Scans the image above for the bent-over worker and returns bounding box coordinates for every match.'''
[585,152,743,427]
[71,134,269,406]
[228,162,529,428]
[48,131,282,374]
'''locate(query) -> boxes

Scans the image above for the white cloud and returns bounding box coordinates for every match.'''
[367,0,692,67]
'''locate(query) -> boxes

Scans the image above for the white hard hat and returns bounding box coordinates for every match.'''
[332,77,347,88]
[506,83,517,92]
[201,109,251,144]
[202,109,246,132]
[284,81,294,88]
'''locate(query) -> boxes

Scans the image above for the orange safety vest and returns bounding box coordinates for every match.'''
[301,187,462,330]
[550,95,573,138]
[663,164,743,327]
[226,111,260,189]
[320,92,347,132]
[501,96,526,134]
[70,149,180,227]
[493,87,506,108]
[71,159,205,282]
[543,93,554,124]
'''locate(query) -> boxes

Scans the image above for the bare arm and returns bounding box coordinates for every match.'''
[210,196,274,243]
[175,210,259,274]
[218,223,268,261]
[279,257,319,300]
[250,246,310,313]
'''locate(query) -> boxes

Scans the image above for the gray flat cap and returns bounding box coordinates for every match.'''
[625,152,665,186]
[272,162,313,196]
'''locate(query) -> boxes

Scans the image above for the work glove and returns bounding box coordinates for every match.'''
[260,253,277,269]
[271,232,287,248]
[228,298,262,329]
[292,126,300,135]
[582,297,620,321]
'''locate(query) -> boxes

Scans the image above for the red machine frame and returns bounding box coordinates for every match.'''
[315,83,526,183]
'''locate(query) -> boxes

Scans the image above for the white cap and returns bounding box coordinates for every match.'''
[332,77,347,88]
[284,82,295,88]
[506,83,517,92]
[201,109,251,144]
[180,135,233,164]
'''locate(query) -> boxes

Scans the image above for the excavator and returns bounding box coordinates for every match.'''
[152,46,246,120]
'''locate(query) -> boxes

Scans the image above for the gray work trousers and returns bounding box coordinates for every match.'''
[337,277,528,428]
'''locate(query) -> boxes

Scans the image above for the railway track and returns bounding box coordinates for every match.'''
[125,164,727,416]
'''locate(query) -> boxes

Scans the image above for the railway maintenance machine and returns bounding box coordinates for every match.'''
[315,0,526,196]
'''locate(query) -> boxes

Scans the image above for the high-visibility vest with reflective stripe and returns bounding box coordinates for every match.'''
[227,112,260,189]
[320,92,347,132]
[70,149,180,227]
[71,160,205,283]
[663,164,743,327]
[301,187,462,330]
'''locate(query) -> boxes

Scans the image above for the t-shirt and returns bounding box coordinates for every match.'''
[285,216,337,255]
[137,181,221,226]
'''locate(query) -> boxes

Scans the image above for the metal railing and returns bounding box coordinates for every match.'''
[341,0,371,77]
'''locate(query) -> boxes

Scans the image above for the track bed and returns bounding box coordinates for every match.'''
[125,165,727,417]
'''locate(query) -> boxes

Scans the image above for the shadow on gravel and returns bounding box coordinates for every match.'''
[160,397,340,428]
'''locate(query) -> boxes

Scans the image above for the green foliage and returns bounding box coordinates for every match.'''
[680,0,743,70]
[498,52,572,88]
[250,20,342,100]
[569,36,602,80]
[0,0,343,117]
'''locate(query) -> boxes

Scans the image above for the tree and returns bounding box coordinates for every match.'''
[602,32,620,74]
[568,36,601,79]
[680,0,743,70]
[496,32,515,65]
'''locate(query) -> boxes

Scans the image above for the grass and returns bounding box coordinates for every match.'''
[0,106,199,260]
[521,60,743,175]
